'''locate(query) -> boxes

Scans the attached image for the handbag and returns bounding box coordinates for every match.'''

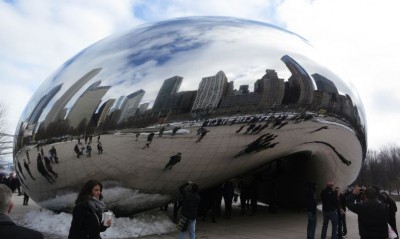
[176,215,190,232]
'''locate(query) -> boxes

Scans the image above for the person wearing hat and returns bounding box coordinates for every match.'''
[320,181,339,239]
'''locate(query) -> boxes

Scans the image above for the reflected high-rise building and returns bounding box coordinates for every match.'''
[27,84,62,126]
[96,99,116,127]
[255,69,285,109]
[43,68,102,127]
[67,81,111,129]
[312,73,339,111]
[118,90,145,123]
[312,73,339,95]
[191,71,228,113]
[153,76,183,111]
[239,85,250,95]
[13,17,367,220]
[138,102,150,114]
[281,55,314,105]
[168,91,197,114]
[110,95,125,113]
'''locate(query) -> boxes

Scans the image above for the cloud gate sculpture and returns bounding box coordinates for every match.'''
[13,16,366,216]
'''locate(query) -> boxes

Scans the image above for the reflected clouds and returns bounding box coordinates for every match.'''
[13,16,366,216]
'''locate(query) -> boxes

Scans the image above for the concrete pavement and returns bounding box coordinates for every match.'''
[7,191,372,239]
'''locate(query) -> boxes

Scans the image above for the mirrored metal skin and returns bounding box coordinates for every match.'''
[13,16,366,216]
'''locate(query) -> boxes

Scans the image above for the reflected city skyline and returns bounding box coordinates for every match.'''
[17,54,364,145]
[13,16,366,216]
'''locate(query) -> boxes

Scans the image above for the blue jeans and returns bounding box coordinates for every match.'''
[321,211,338,239]
[179,219,196,239]
[307,211,317,239]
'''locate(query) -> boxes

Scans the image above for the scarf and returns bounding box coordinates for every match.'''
[88,197,107,218]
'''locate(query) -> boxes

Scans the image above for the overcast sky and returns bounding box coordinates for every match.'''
[1,0,399,152]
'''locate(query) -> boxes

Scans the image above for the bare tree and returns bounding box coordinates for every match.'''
[356,145,400,195]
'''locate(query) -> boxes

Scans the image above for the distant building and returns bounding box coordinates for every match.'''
[239,85,250,94]
[67,81,111,129]
[281,55,314,105]
[153,76,183,111]
[312,73,339,95]
[110,95,125,113]
[96,99,116,127]
[138,102,150,114]
[43,68,102,127]
[256,69,285,109]
[118,90,145,123]
[219,93,261,112]
[27,84,62,126]
[191,71,228,113]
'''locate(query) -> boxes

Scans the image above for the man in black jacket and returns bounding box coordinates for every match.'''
[0,184,44,239]
[346,186,389,239]
[178,181,201,239]
[320,181,338,239]
[306,182,317,239]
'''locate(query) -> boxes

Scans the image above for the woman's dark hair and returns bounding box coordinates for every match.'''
[75,179,103,205]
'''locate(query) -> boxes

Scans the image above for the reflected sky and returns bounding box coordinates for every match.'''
[20,16,363,126]
[13,16,367,215]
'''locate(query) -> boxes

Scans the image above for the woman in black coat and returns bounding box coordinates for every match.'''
[68,179,112,239]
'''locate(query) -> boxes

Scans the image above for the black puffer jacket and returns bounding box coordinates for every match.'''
[346,194,388,239]
[68,203,108,239]
[179,183,201,220]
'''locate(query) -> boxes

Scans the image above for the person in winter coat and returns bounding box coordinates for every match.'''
[68,179,111,239]
[178,181,201,239]
[0,184,44,239]
[346,186,389,239]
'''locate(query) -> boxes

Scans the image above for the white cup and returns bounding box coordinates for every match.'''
[103,211,113,226]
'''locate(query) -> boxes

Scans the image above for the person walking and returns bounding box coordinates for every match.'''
[143,132,155,149]
[320,181,338,239]
[164,153,182,170]
[68,179,112,239]
[178,181,201,239]
[23,192,30,206]
[306,182,317,239]
[0,184,44,238]
[346,186,389,239]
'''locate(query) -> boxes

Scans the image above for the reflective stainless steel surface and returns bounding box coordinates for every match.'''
[13,16,366,216]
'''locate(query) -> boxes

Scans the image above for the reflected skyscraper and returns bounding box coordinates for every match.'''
[153,76,183,111]
[43,68,102,127]
[312,73,339,94]
[256,69,285,109]
[118,90,145,123]
[191,71,228,113]
[13,17,367,218]
[97,99,116,127]
[281,55,314,105]
[67,81,111,129]
[27,84,62,126]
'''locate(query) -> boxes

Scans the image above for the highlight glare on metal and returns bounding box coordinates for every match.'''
[13,16,366,216]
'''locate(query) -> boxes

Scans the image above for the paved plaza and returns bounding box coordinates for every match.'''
[7,191,380,239]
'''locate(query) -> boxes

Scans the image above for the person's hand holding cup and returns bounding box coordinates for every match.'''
[103,211,113,227]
